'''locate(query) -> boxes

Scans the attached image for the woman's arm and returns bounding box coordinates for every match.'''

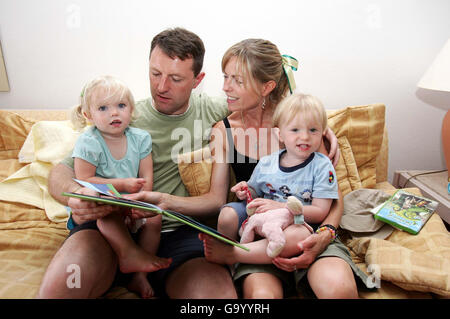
[322,127,340,167]
[302,198,333,224]
[272,188,343,271]
[318,188,344,229]
[127,160,230,218]
[125,122,231,218]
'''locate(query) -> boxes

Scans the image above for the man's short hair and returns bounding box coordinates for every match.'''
[150,27,205,77]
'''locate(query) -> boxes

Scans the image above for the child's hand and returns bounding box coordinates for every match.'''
[230,181,248,201]
[123,178,146,193]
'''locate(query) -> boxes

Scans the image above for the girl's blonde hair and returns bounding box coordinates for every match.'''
[70,75,135,130]
[272,93,328,131]
[221,39,290,106]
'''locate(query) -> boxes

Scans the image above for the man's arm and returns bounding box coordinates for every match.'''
[48,163,117,225]
[48,163,81,206]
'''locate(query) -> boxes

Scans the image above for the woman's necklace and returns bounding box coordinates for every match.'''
[240,110,260,151]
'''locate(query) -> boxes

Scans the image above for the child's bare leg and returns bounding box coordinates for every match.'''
[202,224,311,265]
[97,212,171,274]
[217,206,240,240]
[127,215,163,298]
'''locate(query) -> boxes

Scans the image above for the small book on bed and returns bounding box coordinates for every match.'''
[63,180,249,251]
[372,189,438,235]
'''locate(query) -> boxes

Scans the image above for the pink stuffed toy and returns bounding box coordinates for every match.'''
[239,190,312,258]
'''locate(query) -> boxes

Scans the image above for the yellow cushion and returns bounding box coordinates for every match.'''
[335,136,362,196]
[178,147,212,197]
[347,213,450,297]
[0,110,36,160]
[178,148,238,202]
[327,104,385,189]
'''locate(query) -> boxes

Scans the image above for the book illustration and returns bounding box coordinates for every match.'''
[373,189,438,235]
[65,180,249,251]
[74,179,122,197]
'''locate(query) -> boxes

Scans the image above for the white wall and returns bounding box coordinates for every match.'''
[0,0,449,182]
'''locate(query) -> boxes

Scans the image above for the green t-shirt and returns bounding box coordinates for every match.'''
[64,92,228,230]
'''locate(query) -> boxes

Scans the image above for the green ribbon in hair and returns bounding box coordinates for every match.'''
[282,54,299,94]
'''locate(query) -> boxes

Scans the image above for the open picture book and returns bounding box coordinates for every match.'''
[63,180,249,251]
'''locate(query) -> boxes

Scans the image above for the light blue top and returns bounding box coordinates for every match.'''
[72,126,152,179]
[247,150,339,205]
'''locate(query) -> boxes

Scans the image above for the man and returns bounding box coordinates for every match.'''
[37,27,236,299]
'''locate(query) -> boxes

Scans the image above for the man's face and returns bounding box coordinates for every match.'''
[149,46,204,115]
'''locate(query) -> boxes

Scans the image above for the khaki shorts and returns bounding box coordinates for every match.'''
[233,238,371,298]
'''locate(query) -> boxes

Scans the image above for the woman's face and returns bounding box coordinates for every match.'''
[222,56,261,113]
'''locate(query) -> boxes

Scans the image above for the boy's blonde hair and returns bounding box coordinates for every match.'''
[221,39,290,106]
[272,93,328,131]
[70,75,135,130]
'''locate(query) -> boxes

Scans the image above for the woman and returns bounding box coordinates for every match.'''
[199,39,365,299]
[132,39,364,298]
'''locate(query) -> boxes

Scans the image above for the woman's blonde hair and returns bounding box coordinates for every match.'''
[273,93,328,131]
[221,39,290,106]
[70,75,135,130]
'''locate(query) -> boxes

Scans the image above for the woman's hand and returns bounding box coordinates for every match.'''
[246,198,286,214]
[324,127,340,167]
[123,191,165,219]
[272,230,332,271]
[69,187,118,225]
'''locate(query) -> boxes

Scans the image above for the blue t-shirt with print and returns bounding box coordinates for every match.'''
[247,150,339,205]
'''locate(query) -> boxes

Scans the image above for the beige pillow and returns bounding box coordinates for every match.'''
[335,136,362,196]
[327,104,385,189]
[178,147,237,202]
[347,212,450,297]
[178,147,213,197]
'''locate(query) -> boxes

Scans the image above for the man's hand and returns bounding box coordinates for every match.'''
[69,187,118,225]
[272,231,332,271]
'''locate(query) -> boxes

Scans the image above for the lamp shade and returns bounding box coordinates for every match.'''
[417,38,450,92]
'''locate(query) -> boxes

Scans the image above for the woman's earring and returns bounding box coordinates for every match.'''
[262,98,266,110]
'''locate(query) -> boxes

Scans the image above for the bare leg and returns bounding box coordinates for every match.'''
[202,224,311,265]
[165,257,237,299]
[97,212,171,274]
[37,230,117,298]
[217,206,240,240]
[127,215,163,299]
[307,257,359,299]
[242,273,283,299]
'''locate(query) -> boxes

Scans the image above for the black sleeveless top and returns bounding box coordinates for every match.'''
[223,117,258,182]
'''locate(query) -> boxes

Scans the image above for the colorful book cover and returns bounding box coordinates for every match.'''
[64,180,249,251]
[374,189,438,235]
